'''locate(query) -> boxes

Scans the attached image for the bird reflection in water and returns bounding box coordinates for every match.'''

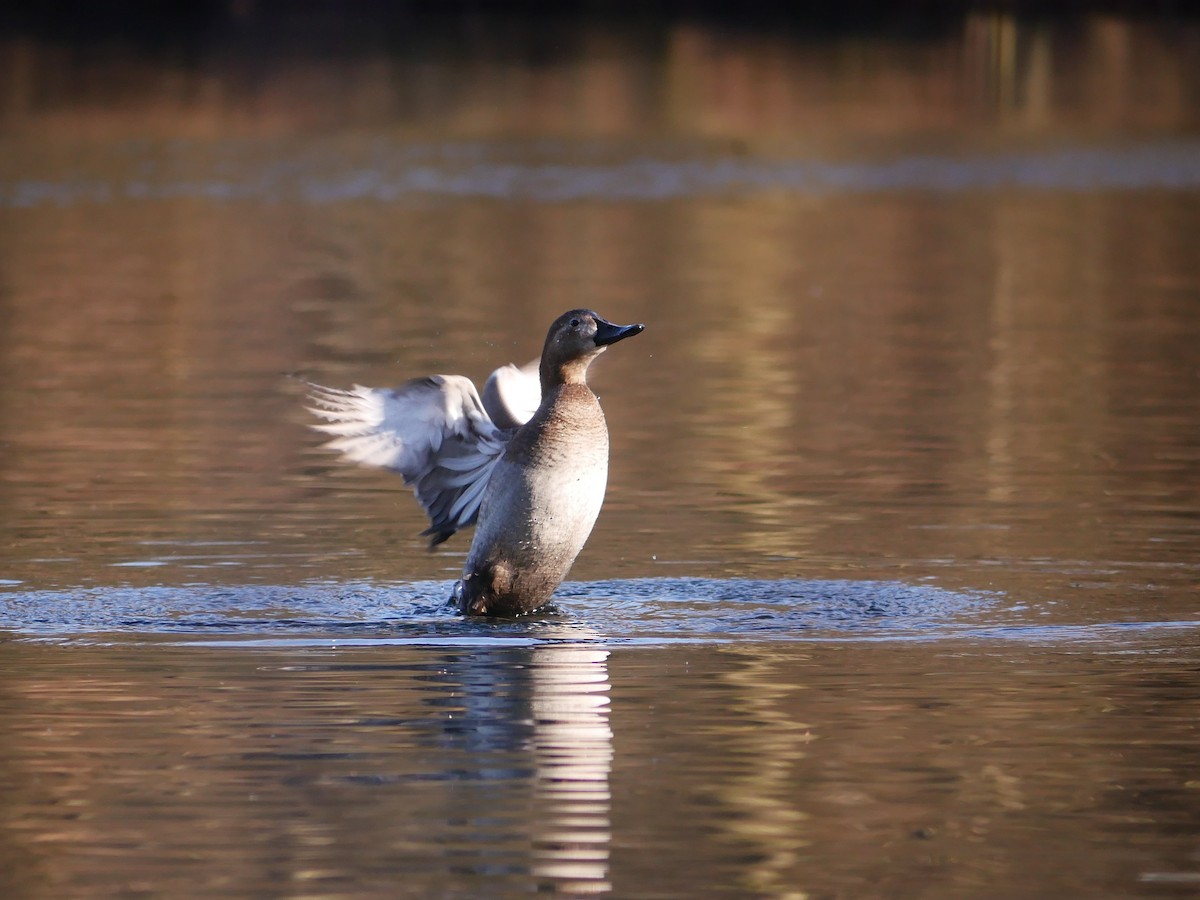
[528,641,614,895]
[442,633,614,894]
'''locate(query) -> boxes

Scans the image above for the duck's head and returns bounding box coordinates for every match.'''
[540,309,645,389]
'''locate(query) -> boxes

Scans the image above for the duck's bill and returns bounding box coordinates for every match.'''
[593,319,646,346]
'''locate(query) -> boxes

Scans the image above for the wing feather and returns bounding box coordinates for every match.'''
[481,359,540,429]
[306,376,513,545]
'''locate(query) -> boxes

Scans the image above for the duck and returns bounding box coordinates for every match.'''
[306,309,645,617]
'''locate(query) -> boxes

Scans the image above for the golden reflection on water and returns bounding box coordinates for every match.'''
[0,638,617,897]
[709,648,815,900]
[0,20,1196,599]
[2,635,1199,897]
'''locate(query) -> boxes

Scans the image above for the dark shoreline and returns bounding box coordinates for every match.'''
[2,0,1196,48]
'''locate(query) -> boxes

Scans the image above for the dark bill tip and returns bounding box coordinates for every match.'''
[593,319,646,347]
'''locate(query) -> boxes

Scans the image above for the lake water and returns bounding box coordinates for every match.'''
[1,9,1199,898]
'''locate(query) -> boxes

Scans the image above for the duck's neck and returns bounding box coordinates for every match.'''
[540,357,592,395]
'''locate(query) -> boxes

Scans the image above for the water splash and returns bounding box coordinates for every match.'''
[3,577,1194,648]
[0,577,994,644]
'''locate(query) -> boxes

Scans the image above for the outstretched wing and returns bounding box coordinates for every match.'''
[306,376,510,546]
[482,359,540,429]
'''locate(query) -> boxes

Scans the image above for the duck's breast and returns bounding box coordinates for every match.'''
[471,386,610,578]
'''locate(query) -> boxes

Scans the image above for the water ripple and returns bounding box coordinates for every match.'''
[0,577,987,643]
[2,577,1194,647]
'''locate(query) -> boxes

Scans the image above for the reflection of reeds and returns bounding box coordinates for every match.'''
[668,199,823,561]
[0,17,1194,139]
[707,647,815,899]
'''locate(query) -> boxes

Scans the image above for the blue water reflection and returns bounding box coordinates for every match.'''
[4,140,1200,208]
[0,576,993,642]
[5,577,1196,647]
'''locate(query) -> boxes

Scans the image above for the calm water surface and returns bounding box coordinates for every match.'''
[1,10,1199,898]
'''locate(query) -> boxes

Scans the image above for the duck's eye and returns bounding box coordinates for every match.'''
[570,318,581,328]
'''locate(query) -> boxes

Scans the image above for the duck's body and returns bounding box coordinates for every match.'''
[458,382,610,616]
[306,310,644,617]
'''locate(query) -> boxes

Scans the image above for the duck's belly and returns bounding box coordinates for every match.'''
[524,456,609,568]
[462,452,608,612]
